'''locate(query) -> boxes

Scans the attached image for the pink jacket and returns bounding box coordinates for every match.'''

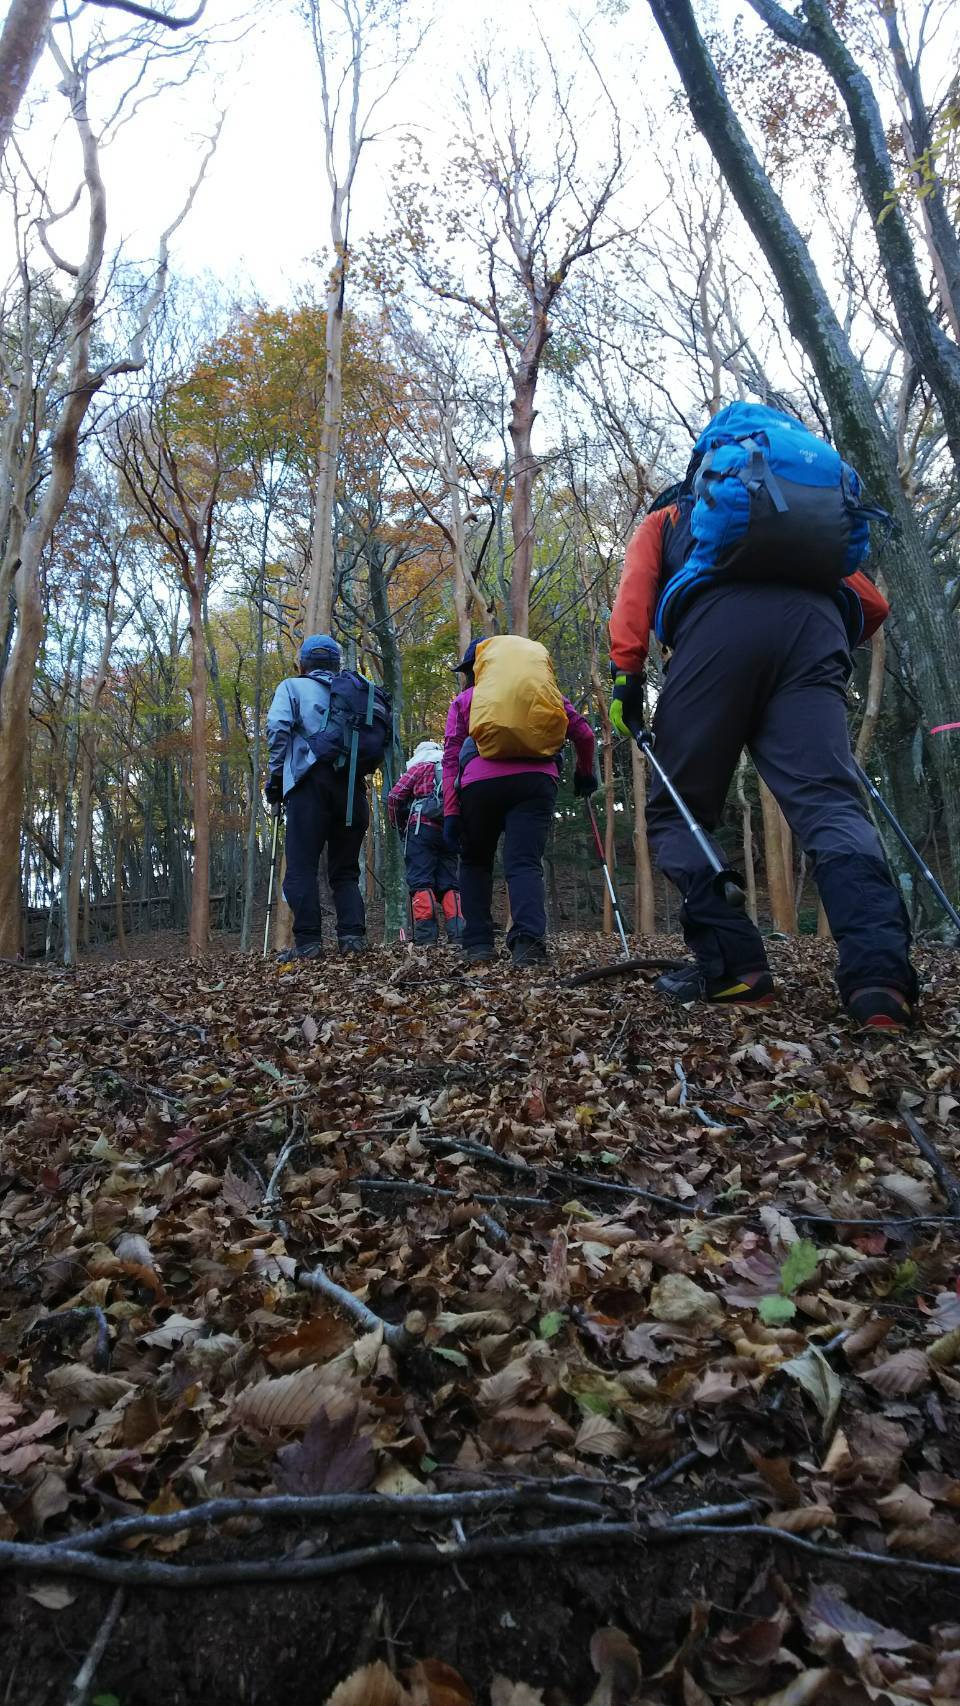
[442,687,596,818]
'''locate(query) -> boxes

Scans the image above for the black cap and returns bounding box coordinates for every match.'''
[452,638,480,673]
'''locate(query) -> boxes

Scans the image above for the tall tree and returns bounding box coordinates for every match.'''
[745,0,960,465]
[0,31,214,957]
[388,41,626,634]
[303,0,424,635]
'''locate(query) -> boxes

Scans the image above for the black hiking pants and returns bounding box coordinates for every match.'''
[283,763,368,946]
[459,773,557,950]
[647,583,915,1001]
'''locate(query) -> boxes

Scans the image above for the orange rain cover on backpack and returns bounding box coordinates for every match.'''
[468,635,569,759]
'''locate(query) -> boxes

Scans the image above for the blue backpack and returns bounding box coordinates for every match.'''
[654,403,889,646]
[304,669,393,824]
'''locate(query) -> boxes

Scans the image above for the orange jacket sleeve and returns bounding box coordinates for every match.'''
[844,570,889,642]
[609,510,669,673]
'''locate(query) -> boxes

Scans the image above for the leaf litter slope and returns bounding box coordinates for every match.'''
[1,936,959,1701]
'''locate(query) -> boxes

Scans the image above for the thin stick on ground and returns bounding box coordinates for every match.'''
[899,1103,960,1216]
[565,956,684,988]
[4,1511,960,1588]
[282,1257,411,1351]
[63,1587,124,1706]
[416,1134,697,1217]
[53,1487,609,1554]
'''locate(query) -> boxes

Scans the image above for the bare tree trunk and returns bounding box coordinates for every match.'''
[736,754,758,925]
[305,268,344,634]
[187,577,210,954]
[855,625,887,769]
[0,0,54,158]
[631,741,656,934]
[65,565,119,964]
[442,404,472,654]
[115,760,128,952]
[508,366,540,636]
[760,779,794,931]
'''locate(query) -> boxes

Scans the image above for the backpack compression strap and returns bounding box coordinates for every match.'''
[344,679,377,827]
[696,438,788,514]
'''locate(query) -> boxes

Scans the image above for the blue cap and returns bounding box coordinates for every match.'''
[300,633,341,671]
[453,639,480,673]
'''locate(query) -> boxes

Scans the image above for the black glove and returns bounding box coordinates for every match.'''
[574,770,599,798]
[443,815,462,853]
[265,772,284,809]
[610,668,645,739]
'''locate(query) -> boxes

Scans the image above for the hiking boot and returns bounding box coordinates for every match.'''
[276,942,323,963]
[510,935,548,969]
[655,965,775,1006]
[846,986,914,1033]
[445,916,465,945]
[338,936,367,957]
[463,942,495,966]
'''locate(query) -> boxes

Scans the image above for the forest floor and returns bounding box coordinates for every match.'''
[1,935,959,1706]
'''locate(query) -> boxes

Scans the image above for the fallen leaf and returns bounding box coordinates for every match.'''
[235,1363,358,1434]
[649,1273,723,1328]
[780,1346,841,1433]
[275,1406,374,1495]
[766,1506,836,1532]
[490,1683,544,1706]
[860,1348,930,1397]
[405,1659,473,1706]
[46,1366,133,1410]
[25,1581,76,1609]
[574,1413,631,1459]
[588,1626,643,1706]
[325,1662,411,1706]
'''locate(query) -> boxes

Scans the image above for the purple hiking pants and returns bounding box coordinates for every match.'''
[646,583,915,1001]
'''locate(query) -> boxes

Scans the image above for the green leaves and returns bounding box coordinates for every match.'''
[759,1238,820,1324]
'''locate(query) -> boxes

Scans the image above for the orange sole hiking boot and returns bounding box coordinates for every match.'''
[655,966,776,1007]
[846,986,914,1033]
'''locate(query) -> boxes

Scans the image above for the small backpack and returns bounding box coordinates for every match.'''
[654,403,889,646]
[468,635,568,759]
[303,670,393,824]
[410,761,444,828]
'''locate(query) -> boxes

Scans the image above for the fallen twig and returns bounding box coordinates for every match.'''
[284,1257,411,1352]
[564,956,684,988]
[263,1132,300,1210]
[417,1134,697,1218]
[899,1102,960,1217]
[4,1509,960,1587]
[356,1177,554,1211]
[663,1521,960,1580]
[63,1586,124,1706]
[141,1090,312,1170]
[53,1487,608,1554]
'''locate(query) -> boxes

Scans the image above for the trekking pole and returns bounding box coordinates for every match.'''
[262,808,282,959]
[853,759,960,936]
[635,729,745,910]
[585,797,630,959]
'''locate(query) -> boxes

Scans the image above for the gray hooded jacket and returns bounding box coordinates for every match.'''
[266,672,332,798]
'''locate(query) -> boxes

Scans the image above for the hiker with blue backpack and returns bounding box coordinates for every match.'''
[387,739,464,946]
[609,402,918,1033]
[265,633,392,961]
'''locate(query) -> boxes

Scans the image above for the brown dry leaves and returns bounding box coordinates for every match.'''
[1,937,959,1695]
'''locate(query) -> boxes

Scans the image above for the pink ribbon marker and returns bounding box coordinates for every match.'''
[931,723,960,734]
